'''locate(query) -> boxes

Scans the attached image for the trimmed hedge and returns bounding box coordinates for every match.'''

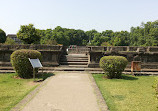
[99,56,128,79]
[11,49,42,78]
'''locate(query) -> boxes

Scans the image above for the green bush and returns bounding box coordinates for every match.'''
[99,56,128,79]
[0,29,6,43]
[4,37,17,45]
[11,49,42,78]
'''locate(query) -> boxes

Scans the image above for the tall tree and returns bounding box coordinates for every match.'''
[111,31,130,46]
[101,30,114,45]
[4,37,17,45]
[90,33,108,46]
[130,20,158,46]
[39,29,57,45]
[86,29,98,43]
[52,26,70,46]
[17,24,40,44]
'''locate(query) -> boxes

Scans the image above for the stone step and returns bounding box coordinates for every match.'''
[0,67,13,70]
[64,54,88,56]
[61,55,88,58]
[125,68,158,72]
[54,67,101,70]
[1,69,158,75]
[1,66,158,72]
[59,65,88,68]
[60,58,88,60]
[55,68,85,71]
[0,70,15,73]
[1,67,158,74]
[0,70,55,73]
[0,62,59,67]
[0,67,56,72]
[60,57,88,60]
[60,60,88,62]
[61,55,88,57]
[126,64,158,69]
[0,62,12,66]
[60,62,88,65]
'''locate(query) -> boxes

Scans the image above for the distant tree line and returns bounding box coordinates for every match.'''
[1,20,158,46]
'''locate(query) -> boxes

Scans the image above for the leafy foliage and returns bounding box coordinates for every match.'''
[38,26,89,46]
[10,49,42,78]
[99,56,128,79]
[38,29,57,45]
[17,24,40,44]
[4,37,17,45]
[85,29,98,42]
[16,20,158,46]
[0,29,6,43]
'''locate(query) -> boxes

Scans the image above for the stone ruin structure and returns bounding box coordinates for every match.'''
[0,45,62,67]
[1,45,158,72]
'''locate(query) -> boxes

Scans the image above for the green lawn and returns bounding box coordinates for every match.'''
[0,73,54,111]
[93,74,158,111]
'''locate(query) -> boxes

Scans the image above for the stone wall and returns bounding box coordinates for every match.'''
[0,45,63,67]
[67,46,90,54]
[87,46,158,69]
[1,45,158,69]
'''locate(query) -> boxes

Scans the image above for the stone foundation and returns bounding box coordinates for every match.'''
[0,45,63,67]
[1,45,158,70]
[87,46,158,69]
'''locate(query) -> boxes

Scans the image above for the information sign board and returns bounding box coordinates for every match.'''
[29,58,43,68]
[28,58,43,81]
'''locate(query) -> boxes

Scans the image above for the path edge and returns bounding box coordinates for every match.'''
[10,76,53,111]
[88,73,110,111]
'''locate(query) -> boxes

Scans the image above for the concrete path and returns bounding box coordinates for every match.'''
[21,72,108,111]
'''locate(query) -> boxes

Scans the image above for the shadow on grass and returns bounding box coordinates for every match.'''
[100,73,138,81]
[121,75,138,80]
[35,73,55,82]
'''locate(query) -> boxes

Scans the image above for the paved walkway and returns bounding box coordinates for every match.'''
[21,72,108,111]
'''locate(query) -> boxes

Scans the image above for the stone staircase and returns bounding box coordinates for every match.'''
[60,54,88,66]
[56,54,89,71]
[53,53,104,73]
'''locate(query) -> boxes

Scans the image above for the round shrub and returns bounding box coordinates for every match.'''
[99,56,128,79]
[0,29,6,43]
[11,49,42,78]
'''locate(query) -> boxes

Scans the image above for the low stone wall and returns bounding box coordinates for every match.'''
[67,46,90,54]
[1,45,158,69]
[0,44,62,51]
[0,45,63,67]
[87,46,158,69]
[87,46,158,52]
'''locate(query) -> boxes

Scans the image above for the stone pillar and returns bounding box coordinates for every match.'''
[88,51,103,68]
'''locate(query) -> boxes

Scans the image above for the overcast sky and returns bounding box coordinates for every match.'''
[0,0,158,34]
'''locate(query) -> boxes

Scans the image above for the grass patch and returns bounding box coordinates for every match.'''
[0,73,54,111]
[93,74,158,111]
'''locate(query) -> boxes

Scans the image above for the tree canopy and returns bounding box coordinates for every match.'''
[15,20,158,46]
[17,24,40,44]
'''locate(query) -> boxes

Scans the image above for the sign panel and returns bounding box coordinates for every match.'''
[28,58,43,68]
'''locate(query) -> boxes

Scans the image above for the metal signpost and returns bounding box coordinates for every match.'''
[29,58,43,82]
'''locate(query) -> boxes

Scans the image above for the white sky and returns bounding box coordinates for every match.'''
[0,0,158,34]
